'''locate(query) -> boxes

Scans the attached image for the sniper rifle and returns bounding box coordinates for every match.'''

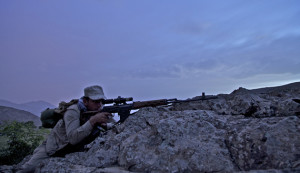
[81,93,217,124]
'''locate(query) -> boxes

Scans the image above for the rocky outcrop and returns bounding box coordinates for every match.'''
[174,85,300,118]
[1,83,300,173]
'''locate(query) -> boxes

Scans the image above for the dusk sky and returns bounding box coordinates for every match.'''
[1,0,300,105]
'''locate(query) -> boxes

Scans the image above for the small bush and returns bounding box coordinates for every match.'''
[0,121,46,165]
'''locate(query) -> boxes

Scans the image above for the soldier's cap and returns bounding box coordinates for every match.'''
[84,85,106,100]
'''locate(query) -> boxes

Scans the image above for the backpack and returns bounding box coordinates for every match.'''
[40,99,78,128]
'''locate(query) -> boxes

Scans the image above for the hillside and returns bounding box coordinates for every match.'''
[250,81,300,94]
[0,106,41,127]
[0,100,55,116]
[1,82,300,173]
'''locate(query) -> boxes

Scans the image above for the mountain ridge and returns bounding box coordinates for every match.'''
[249,81,300,94]
[0,106,41,127]
[0,99,55,117]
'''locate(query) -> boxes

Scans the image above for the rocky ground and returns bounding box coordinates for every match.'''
[1,83,300,173]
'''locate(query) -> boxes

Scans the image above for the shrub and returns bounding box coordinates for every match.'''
[0,121,46,165]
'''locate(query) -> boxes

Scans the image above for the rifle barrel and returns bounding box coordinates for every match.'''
[132,99,169,109]
[171,96,218,103]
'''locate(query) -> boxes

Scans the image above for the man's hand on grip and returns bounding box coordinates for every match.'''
[89,112,111,127]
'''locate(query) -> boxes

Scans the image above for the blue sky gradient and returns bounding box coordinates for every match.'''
[1,0,300,105]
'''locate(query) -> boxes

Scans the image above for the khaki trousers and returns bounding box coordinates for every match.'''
[18,142,49,173]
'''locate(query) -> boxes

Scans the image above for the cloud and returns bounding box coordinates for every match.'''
[1,0,300,104]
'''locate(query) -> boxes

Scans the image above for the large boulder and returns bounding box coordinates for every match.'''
[37,107,300,172]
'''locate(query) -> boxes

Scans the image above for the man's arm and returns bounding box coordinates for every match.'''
[64,108,94,145]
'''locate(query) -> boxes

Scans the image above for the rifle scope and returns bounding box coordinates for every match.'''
[103,96,133,105]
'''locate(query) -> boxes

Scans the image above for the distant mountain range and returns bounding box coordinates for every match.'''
[0,99,55,117]
[0,106,42,127]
